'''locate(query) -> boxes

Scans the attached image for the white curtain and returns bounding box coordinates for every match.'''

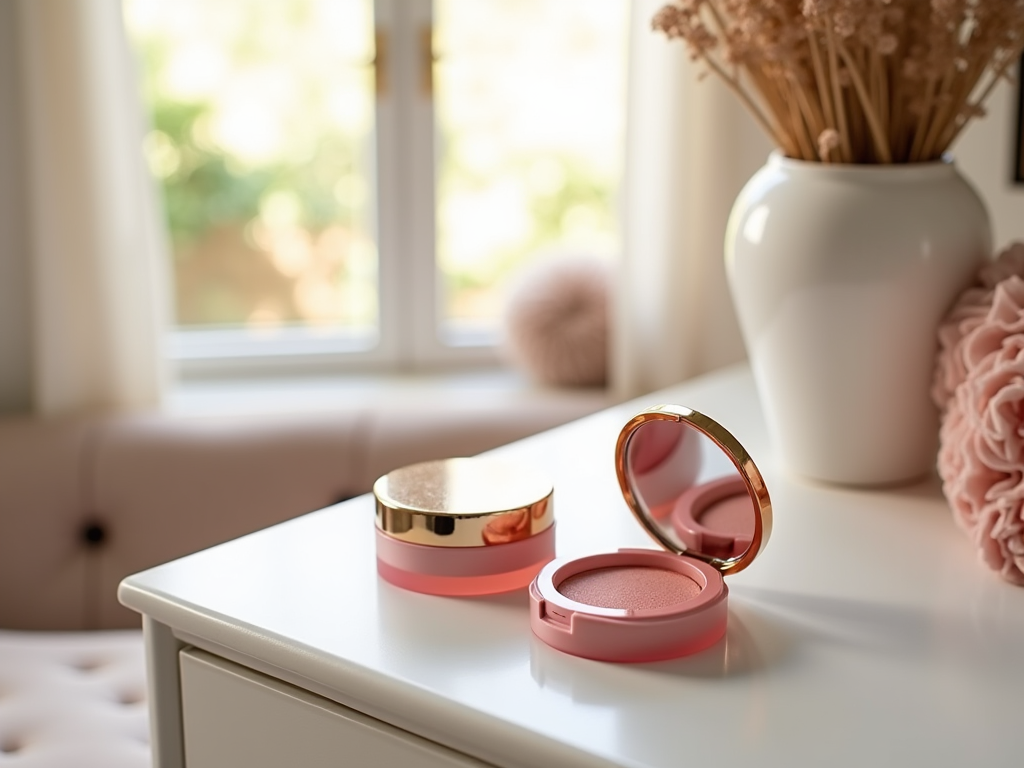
[612,0,772,401]
[16,0,168,416]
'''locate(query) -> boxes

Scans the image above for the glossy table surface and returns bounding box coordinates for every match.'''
[120,365,1024,768]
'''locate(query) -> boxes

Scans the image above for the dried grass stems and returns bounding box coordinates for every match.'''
[653,0,1024,164]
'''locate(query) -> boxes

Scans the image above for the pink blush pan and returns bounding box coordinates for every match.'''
[530,549,728,663]
[557,566,700,610]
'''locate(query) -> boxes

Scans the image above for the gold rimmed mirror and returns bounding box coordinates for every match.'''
[615,405,772,575]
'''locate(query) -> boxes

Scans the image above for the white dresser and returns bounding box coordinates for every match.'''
[119,365,1024,768]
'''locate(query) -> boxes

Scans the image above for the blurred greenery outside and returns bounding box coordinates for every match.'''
[125,0,626,335]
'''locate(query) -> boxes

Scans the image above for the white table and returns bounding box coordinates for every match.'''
[119,365,1024,768]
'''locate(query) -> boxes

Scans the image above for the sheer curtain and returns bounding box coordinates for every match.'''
[16,0,168,416]
[611,0,772,401]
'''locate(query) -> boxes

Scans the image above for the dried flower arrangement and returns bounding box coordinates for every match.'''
[653,1,1024,163]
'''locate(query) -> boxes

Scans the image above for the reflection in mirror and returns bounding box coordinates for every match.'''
[625,419,754,561]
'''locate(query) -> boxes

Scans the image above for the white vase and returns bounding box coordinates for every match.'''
[725,153,991,486]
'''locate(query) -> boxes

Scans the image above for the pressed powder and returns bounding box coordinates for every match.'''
[557,566,700,610]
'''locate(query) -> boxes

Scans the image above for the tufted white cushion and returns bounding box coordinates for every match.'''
[0,630,149,767]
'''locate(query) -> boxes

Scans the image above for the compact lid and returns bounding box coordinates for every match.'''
[374,456,554,547]
[615,405,772,575]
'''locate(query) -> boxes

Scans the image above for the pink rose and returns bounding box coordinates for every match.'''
[932,243,1024,412]
[959,277,1024,377]
[940,383,1005,534]
[937,246,1024,415]
[937,290,1024,585]
[935,246,1024,586]
[975,494,1024,586]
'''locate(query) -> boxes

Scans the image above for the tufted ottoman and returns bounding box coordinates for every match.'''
[0,631,149,767]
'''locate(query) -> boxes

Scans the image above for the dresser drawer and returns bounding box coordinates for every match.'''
[179,648,491,768]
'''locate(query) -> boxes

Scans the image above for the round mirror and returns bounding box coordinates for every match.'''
[615,405,771,574]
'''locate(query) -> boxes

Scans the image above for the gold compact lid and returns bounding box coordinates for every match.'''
[615,405,772,576]
[374,456,554,548]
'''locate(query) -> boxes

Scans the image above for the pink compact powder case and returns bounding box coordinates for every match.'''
[530,405,772,662]
[374,456,555,596]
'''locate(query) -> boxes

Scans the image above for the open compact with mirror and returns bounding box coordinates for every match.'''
[530,405,772,663]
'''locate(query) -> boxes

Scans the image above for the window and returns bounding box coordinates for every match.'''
[123,0,627,377]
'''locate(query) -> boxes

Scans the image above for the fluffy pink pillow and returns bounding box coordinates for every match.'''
[936,244,1024,585]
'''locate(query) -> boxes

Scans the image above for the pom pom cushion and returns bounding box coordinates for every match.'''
[502,255,610,388]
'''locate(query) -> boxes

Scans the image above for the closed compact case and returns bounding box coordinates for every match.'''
[374,456,556,596]
[529,405,772,662]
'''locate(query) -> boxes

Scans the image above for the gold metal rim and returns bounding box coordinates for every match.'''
[374,457,554,548]
[614,405,772,575]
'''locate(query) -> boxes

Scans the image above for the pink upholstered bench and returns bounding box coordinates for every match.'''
[0,395,604,765]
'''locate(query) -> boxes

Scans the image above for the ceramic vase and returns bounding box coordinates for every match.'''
[725,153,991,486]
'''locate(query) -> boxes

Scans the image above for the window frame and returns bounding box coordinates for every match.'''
[160,0,635,380]
[168,0,501,380]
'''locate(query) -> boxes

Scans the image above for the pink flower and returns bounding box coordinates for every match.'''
[933,244,1024,411]
[940,348,1024,585]
[932,285,992,410]
[959,277,1024,378]
[937,261,1024,586]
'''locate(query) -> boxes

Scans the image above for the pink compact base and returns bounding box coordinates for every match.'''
[376,526,556,596]
[530,549,727,663]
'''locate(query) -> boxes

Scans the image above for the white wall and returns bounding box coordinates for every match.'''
[954,78,1024,251]
[0,1,32,413]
